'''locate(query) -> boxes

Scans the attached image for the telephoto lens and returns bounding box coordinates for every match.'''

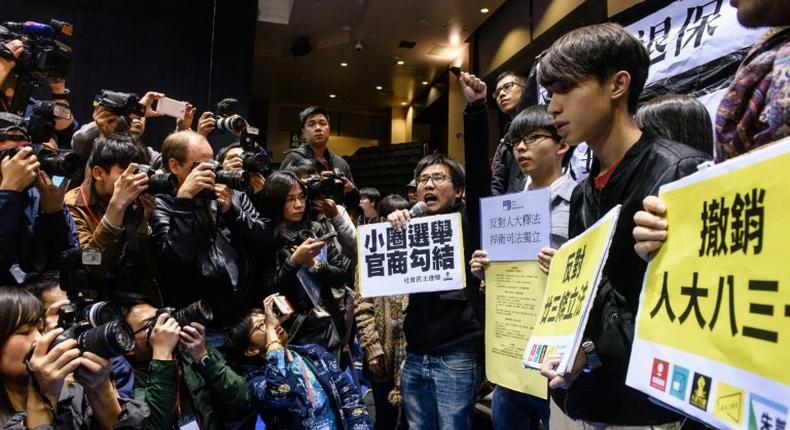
[215,114,246,134]
[84,301,123,328]
[33,144,82,177]
[135,164,178,195]
[78,321,135,358]
[171,300,214,327]
[206,159,249,191]
[240,151,271,175]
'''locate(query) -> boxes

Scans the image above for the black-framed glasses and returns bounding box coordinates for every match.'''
[417,172,450,186]
[492,81,523,99]
[514,133,558,147]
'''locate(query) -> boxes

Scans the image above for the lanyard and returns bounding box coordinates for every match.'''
[295,356,315,406]
[78,184,101,226]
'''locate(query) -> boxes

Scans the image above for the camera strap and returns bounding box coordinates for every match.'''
[78,184,101,226]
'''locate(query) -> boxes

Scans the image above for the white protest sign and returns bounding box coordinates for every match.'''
[479,189,551,262]
[357,213,466,298]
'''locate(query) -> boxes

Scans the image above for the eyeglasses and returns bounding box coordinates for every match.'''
[417,172,450,186]
[493,81,523,99]
[513,133,558,147]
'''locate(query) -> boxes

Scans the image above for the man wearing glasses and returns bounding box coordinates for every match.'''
[386,154,484,430]
[460,70,527,196]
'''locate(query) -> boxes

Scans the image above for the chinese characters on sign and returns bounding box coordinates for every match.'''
[626,137,790,430]
[523,205,621,374]
[357,213,465,297]
[480,188,551,262]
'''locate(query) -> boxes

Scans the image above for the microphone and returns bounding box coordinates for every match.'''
[409,201,428,218]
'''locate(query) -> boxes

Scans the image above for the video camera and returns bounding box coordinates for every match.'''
[0,20,73,116]
[134,164,178,196]
[94,90,147,118]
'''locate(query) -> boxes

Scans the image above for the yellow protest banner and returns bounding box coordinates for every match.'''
[627,137,790,430]
[485,261,547,398]
[523,205,621,373]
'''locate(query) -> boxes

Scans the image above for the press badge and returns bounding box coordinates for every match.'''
[81,248,102,266]
[178,416,199,430]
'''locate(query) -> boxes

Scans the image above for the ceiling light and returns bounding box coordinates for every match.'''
[401,102,408,106]
[421,81,429,85]
[376,85,383,90]
[329,94,336,98]
[340,62,348,67]
[397,60,405,65]
[480,8,490,13]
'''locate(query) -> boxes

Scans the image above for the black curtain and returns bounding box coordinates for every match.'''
[2,0,258,150]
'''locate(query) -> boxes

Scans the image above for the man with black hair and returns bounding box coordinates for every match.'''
[117,292,252,429]
[0,112,77,285]
[64,135,159,293]
[280,106,358,206]
[358,186,380,225]
[536,23,709,429]
[386,154,483,430]
[460,70,527,197]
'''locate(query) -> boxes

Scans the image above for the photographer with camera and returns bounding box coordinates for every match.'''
[0,287,148,428]
[64,135,164,296]
[216,142,269,216]
[149,130,273,326]
[280,107,359,208]
[118,293,252,429]
[224,294,372,429]
[0,113,78,285]
[262,171,349,356]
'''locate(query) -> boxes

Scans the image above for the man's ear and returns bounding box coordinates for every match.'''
[455,186,465,200]
[90,165,105,182]
[556,140,570,158]
[610,70,632,105]
[167,157,179,175]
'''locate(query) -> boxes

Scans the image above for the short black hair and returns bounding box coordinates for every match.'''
[636,94,713,155]
[376,194,409,219]
[88,135,149,172]
[215,143,242,163]
[538,22,649,113]
[224,307,261,362]
[114,292,157,319]
[505,105,559,144]
[414,153,465,190]
[495,71,526,85]
[24,271,61,301]
[359,187,381,203]
[285,158,318,178]
[299,106,329,128]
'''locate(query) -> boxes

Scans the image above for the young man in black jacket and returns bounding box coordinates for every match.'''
[536,23,710,428]
[386,154,483,430]
[149,130,273,328]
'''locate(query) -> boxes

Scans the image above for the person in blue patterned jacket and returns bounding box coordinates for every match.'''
[225,294,372,430]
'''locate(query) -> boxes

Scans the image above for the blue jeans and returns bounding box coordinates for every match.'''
[492,385,549,430]
[401,351,480,430]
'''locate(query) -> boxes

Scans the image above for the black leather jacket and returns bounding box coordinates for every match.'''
[149,191,273,324]
[551,132,710,425]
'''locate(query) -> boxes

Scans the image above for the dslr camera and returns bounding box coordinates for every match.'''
[212,98,247,134]
[134,164,178,196]
[305,169,345,203]
[156,300,214,328]
[197,159,249,199]
[51,298,135,359]
[6,143,82,178]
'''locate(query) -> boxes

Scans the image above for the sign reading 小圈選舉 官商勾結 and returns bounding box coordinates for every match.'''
[357,213,465,298]
[626,136,790,430]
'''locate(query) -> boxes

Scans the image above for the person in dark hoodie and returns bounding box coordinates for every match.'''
[386,154,483,430]
[279,106,358,209]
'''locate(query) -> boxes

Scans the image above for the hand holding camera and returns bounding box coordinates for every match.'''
[73,351,112,390]
[25,328,82,406]
[0,39,23,78]
[92,106,119,137]
[179,322,208,363]
[106,163,149,225]
[289,237,326,268]
[0,146,39,191]
[138,91,165,118]
[197,111,217,136]
[177,161,216,199]
[149,313,181,361]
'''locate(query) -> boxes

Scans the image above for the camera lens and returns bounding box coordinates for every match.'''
[86,301,123,328]
[78,321,135,358]
[240,151,270,175]
[215,169,249,190]
[147,172,178,195]
[171,300,214,327]
[216,114,245,134]
[37,147,82,177]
